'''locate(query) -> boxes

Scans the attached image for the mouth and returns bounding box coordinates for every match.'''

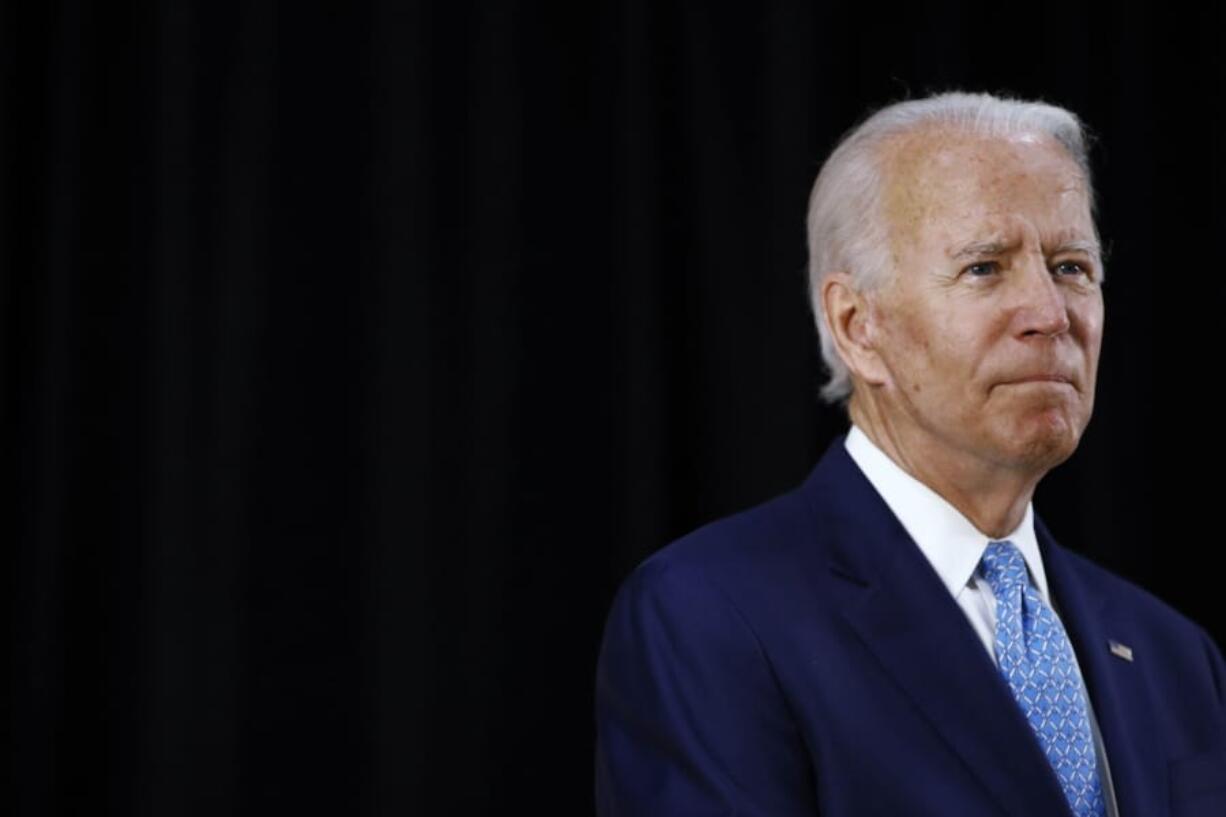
[1009,376,1073,384]
[993,374,1079,394]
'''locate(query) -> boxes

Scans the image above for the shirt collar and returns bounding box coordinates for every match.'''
[843,423,1052,605]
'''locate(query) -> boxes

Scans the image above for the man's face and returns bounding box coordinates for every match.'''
[865,129,1104,477]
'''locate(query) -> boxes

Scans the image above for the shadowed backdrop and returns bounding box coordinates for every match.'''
[6,1,1224,814]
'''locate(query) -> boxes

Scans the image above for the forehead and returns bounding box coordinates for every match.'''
[879,128,1094,255]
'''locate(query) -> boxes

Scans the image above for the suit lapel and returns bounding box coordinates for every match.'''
[800,435,1077,817]
[1037,516,1168,817]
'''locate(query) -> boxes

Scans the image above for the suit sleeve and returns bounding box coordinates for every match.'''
[1199,624,1226,712]
[594,559,819,816]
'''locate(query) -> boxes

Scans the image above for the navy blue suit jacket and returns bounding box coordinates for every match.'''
[594,433,1226,816]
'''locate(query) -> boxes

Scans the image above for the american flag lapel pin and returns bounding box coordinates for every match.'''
[1108,639,1134,662]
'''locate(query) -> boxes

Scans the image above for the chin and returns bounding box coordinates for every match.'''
[1009,410,1084,468]
[1015,434,1077,471]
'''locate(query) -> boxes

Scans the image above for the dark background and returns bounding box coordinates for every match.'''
[7,1,1224,814]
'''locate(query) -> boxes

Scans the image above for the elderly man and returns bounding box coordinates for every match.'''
[594,91,1226,817]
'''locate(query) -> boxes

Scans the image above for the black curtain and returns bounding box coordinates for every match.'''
[8,1,1224,814]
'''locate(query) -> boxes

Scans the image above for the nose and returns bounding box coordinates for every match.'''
[1014,251,1070,338]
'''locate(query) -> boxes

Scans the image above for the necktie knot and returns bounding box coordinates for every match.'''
[979,539,1029,597]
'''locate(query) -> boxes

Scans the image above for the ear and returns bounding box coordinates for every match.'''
[821,271,891,387]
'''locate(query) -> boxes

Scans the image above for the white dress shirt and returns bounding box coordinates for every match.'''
[844,423,1120,817]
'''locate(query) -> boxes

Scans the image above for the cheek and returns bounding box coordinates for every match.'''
[923,332,977,381]
[882,320,934,393]
[888,310,935,357]
[1072,290,1105,336]
[1084,314,1105,355]
[898,332,974,400]
[880,300,985,397]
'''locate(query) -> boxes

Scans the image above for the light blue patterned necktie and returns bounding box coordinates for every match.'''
[979,539,1106,817]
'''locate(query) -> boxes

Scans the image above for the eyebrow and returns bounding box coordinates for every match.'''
[949,238,1102,260]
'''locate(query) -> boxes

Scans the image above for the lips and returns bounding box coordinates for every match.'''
[1011,375,1072,384]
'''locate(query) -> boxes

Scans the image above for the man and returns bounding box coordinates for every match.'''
[593,91,1226,816]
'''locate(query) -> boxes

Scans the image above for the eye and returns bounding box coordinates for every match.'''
[964,261,999,277]
[1053,260,1091,277]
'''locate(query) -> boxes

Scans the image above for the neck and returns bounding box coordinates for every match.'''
[847,393,1040,539]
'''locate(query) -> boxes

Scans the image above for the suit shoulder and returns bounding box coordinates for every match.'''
[625,482,815,596]
[1061,546,1208,635]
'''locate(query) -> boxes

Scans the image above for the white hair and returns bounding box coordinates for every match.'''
[805,90,1103,411]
